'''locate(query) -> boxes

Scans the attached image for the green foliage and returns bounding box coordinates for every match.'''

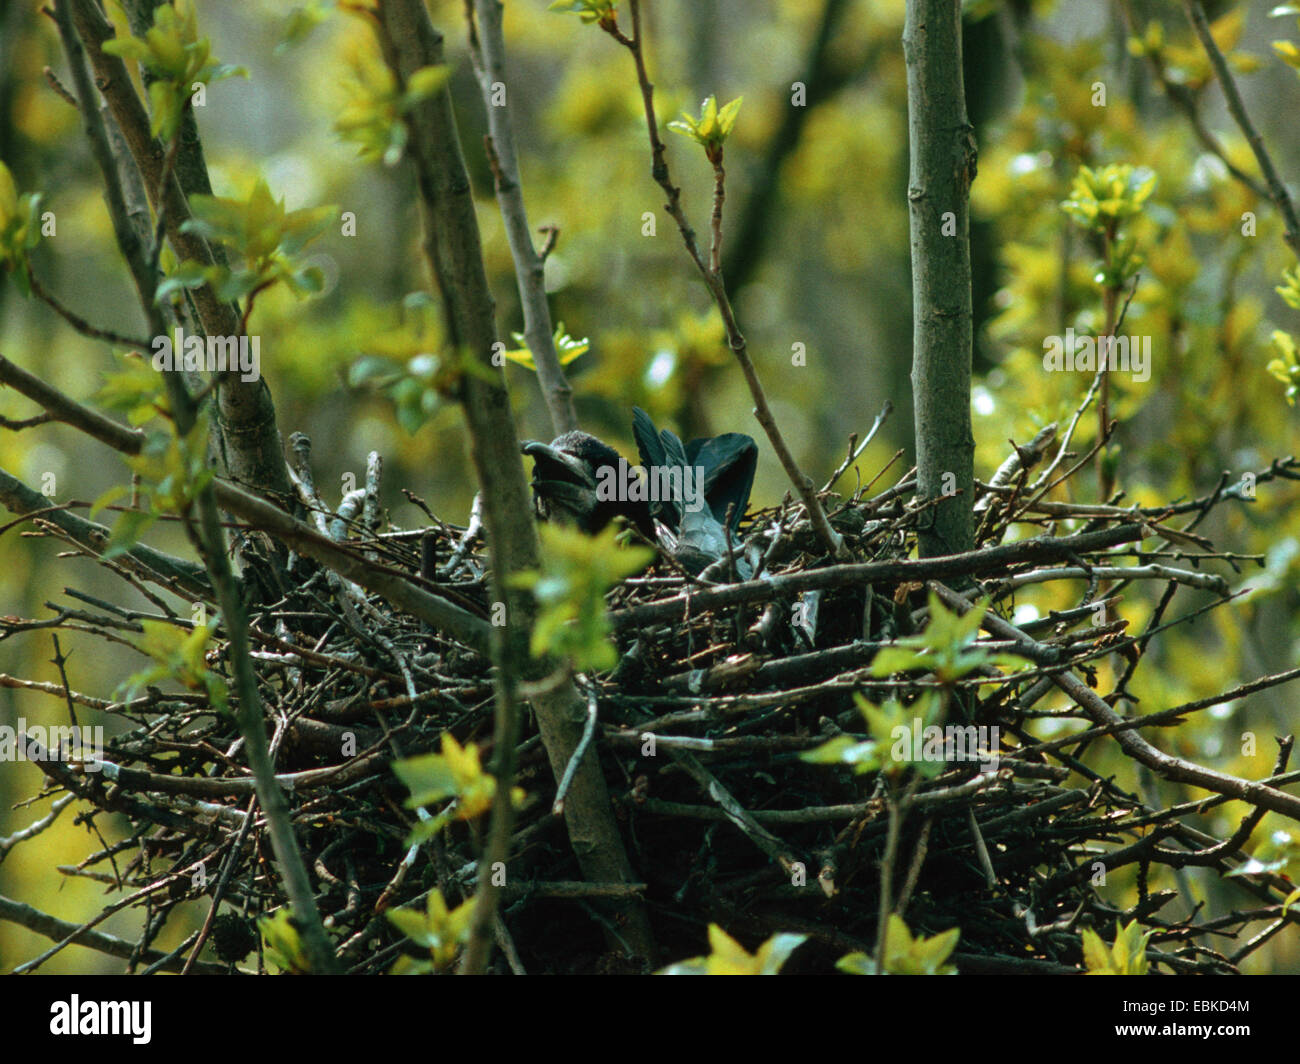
[1061,163,1156,286]
[802,596,1023,778]
[801,691,942,780]
[117,618,229,714]
[5,0,1300,975]
[1125,17,1165,59]
[259,909,311,974]
[102,0,247,140]
[0,161,43,297]
[658,925,806,974]
[116,415,212,537]
[348,329,496,433]
[386,889,477,974]
[392,733,525,842]
[93,356,215,556]
[95,351,169,427]
[668,94,743,163]
[1081,919,1152,975]
[547,0,618,28]
[1060,163,1156,229]
[1268,265,1300,402]
[837,915,960,975]
[1275,3,1300,75]
[866,592,1030,685]
[277,2,337,54]
[158,178,334,308]
[501,323,589,371]
[1267,328,1300,403]
[349,352,447,433]
[1228,827,1300,880]
[509,524,653,671]
[1125,7,1259,87]
[335,57,451,167]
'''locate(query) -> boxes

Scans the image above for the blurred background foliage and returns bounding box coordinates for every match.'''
[1,0,1298,972]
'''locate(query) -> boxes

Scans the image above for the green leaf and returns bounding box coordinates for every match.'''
[385,890,476,972]
[548,0,618,25]
[836,951,876,975]
[668,95,743,158]
[501,323,590,370]
[658,926,806,975]
[1274,39,1300,67]
[403,65,452,106]
[716,95,743,137]
[1082,920,1152,974]
[508,524,653,671]
[88,485,128,520]
[0,162,44,287]
[103,508,158,560]
[278,3,336,54]
[103,0,246,141]
[385,907,435,947]
[210,266,261,302]
[393,733,524,833]
[155,260,215,303]
[259,910,311,974]
[838,915,960,974]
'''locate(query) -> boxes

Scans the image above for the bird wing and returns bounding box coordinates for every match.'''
[631,407,666,469]
[686,432,757,534]
[632,407,685,528]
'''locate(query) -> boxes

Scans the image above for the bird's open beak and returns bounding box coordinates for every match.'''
[521,441,596,487]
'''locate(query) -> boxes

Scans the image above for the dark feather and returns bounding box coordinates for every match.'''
[630,407,758,575]
[521,432,653,537]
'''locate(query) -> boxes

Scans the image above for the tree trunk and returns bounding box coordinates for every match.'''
[904,0,976,558]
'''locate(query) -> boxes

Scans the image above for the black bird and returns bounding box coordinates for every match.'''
[520,430,653,538]
[631,406,758,576]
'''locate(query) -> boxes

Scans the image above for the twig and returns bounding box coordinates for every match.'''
[1117,0,1266,198]
[933,582,1300,823]
[29,271,151,351]
[0,795,75,859]
[1182,0,1300,257]
[553,686,600,816]
[822,401,894,492]
[0,892,232,974]
[0,354,493,653]
[464,0,578,434]
[604,0,845,560]
[611,522,1150,630]
[668,749,800,873]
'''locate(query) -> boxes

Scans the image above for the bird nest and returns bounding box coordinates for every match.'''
[6,436,1300,975]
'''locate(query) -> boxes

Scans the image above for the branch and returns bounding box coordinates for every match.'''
[465,0,578,435]
[609,0,846,560]
[934,583,1300,824]
[0,892,232,974]
[373,0,654,969]
[67,0,294,500]
[1117,0,1267,199]
[28,274,152,349]
[611,522,1153,630]
[1181,0,1300,257]
[0,351,494,652]
[2,88,337,966]
[904,0,977,556]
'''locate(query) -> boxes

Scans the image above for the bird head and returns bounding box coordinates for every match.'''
[521,431,653,537]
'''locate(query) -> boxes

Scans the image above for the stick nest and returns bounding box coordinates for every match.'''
[8,448,1300,976]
